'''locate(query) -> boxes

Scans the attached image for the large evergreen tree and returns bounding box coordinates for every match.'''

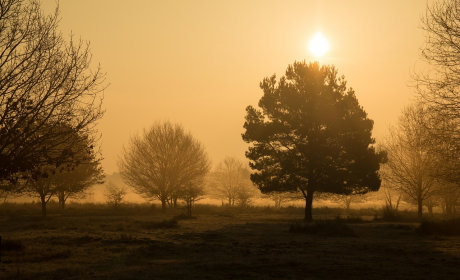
[242,61,385,221]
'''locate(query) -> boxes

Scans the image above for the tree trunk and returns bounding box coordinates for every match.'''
[161,199,166,213]
[228,197,231,206]
[304,191,314,222]
[417,198,423,219]
[41,196,47,217]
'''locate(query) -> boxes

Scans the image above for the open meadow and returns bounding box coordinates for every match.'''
[1,203,459,279]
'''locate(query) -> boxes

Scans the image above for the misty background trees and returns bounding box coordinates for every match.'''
[208,157,258,207]
[2,0,460,220]
[118,121,211,214]
[242,61,386,221]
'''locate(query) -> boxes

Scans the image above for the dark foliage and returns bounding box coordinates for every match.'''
[289,218,357,237]
[0,0,105,181]
[138,218,178,230]
[1,239,25,252]
[174,213,197,220]
[375,206,421,223]
[418,218,460,236]
[242,61,385,221]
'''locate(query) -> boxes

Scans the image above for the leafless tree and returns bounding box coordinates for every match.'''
[382,103,443,218]
[118,121,211,213]
[266,192,303,208]
[209,157,258,207]
[378,165,402,211]
[327,193,367,210]
[0,0,106,182]
[178,180,206,217]
[55,159,104,210]
[104,182,127,209]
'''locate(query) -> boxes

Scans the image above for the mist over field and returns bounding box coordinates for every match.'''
[1,0,460,279]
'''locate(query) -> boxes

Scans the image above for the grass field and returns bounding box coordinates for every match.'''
[0,203,459,279]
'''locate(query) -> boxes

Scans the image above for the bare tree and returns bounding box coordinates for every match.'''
[55,159,104,210]
[178,180,206,217]
[104,182,127,209]
[266,192,303,208]
[209,157,258,207]
[327,193,367,210]
[378,165,402,211]
[382,103,442,218]
[0,0,106,182]
[118,121,211,213]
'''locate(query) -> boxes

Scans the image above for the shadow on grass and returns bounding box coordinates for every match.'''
[289,218,357,237]
[417,218,460,236]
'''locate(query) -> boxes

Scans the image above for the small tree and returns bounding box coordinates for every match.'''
[242,61,385,221]
[104,182,127,209]
[178,180,206,217]
[267,191,303,208]
[210,157,257,206]
[23,166,59,217]
[328,193,367,210]
[55,160,105,210]
[118,121,211,213]
[382,103,442,218]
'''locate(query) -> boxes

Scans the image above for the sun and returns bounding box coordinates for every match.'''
[309,32,329,57]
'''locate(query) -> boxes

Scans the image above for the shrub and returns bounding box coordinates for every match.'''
[375,206,420,222]
[289,218,357,237]
[139,218,178,230]
[174,213,197,220]
[1,239,25,252]
[418,218,460,236]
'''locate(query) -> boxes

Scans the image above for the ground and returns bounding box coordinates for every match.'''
[0,209,459,279]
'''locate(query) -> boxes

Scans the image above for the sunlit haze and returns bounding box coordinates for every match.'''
[41,0,428,175]
[309,32,329,57]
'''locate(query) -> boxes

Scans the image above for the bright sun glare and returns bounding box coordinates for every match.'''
[309,32,329,57]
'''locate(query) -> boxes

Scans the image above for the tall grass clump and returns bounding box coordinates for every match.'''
[375,206,420,222]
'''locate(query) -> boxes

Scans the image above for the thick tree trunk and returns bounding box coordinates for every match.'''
[304,191,313,222]
[417,198,423,219]
[41,196,47,217]
[161,199,166,213]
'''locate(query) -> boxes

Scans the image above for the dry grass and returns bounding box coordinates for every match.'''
[0,205,459,279]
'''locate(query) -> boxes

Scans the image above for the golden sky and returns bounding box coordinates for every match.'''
[43,0,429,175]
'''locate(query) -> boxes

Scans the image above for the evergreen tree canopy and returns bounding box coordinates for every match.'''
[242,61,385,221]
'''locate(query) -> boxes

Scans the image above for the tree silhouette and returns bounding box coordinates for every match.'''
[242,61,385,221]
[0,0,105,181]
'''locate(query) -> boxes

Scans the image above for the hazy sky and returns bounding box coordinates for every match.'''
[43,0,429,175]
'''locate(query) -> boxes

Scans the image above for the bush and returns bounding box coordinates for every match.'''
[138,218,178,230]
[1,239,25,252]
[418,218,460,236]
[289,218,357,237]
[174,213,197,220]
[375,206,420,223]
